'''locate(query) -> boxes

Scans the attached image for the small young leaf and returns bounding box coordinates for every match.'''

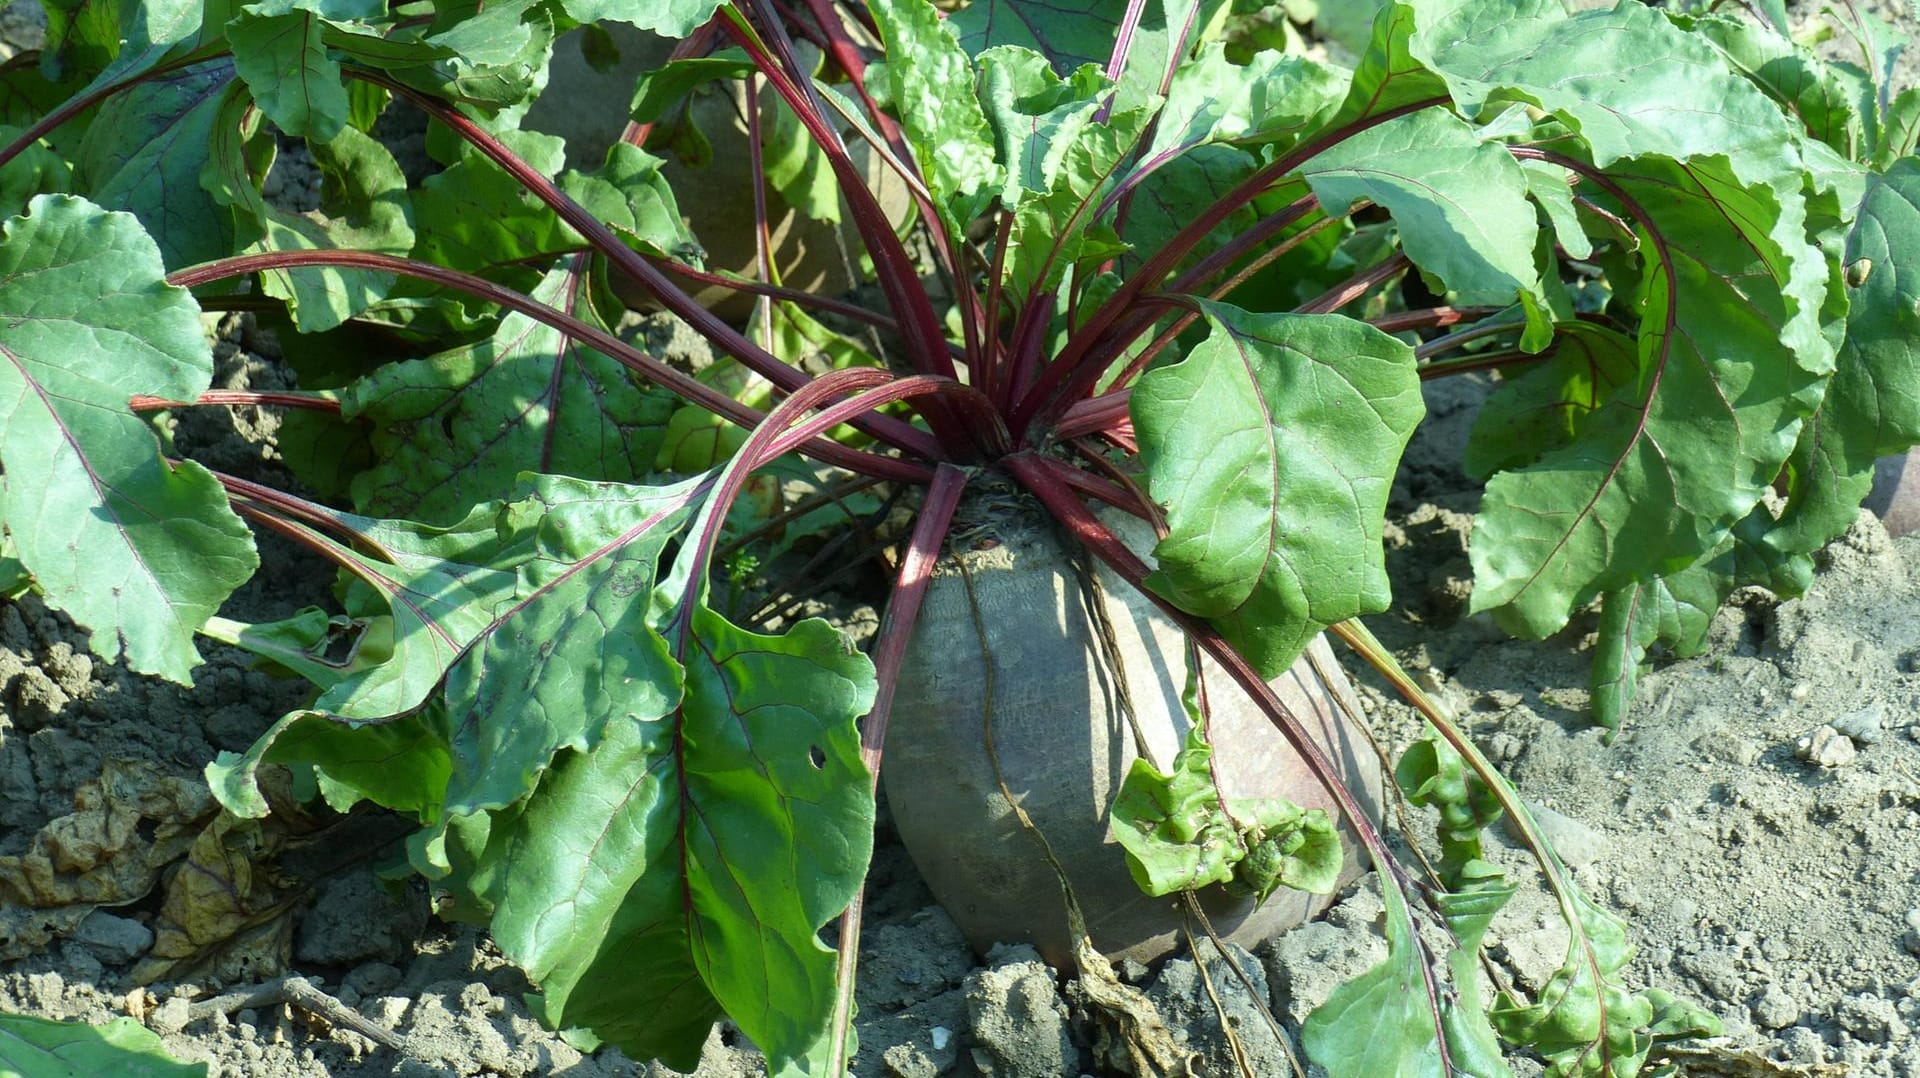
[1133,302,1423,677]
[0,195,257,685]
[0,1011,208,1077]
[1109,725,1337,900]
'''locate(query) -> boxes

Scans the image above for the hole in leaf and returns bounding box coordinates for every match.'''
[808,745,826,770]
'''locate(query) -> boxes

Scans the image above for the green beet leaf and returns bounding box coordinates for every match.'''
[70,60,236,268]
[556,0,727,36]
[431,474,704,830]
[1302,882,1504,1078]
[947,0,1192,111]
[975,46,1106,206]
[267,501,523,723]
[0,195,256,686]
[344,258,675,524]
[1301,106,1547,310]
[1766,160,1920,559]
[1468,153,1829,639]
[41,0,226,99]
[1408,1,1807,191]
[1462,321,1638,483]
[228,2,354,143]
[207,708,452,819]
[445,603,874,1071]
[0,1011,208,1078]
[1132,301,1423,677]
[408,128,573,297]
[948,0,1128,76]
[868,0,1002,234]
[204,86,416,332]
[1589,506,1812,733]
[1684,13,1869,160]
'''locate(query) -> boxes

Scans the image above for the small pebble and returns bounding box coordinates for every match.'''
[1797,725,1857,768]
[149,997,192,1035]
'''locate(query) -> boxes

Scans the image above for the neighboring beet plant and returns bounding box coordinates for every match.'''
[2,0,1915,1073]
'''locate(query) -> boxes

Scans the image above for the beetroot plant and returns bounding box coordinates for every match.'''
[1,0,1915,1073]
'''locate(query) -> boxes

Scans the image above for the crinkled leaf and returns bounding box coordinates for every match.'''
[1142,43,1347,167]
[947,0,1196,110]
[1468,154,1830,638]
[976,46,1107,204]
[344,259,675,524]
[0,195,257,685]
[71,60,236,267]
[868,0,1001,231]
[0,1012,208,1078]
[437,433,878,1071]
[1133,302,1423,677]
[1302,107,1545,309]
[1395,736,1501,884]
[1110,725,1337,900]
[1765,160,1920,559]
[388,0,555,113]
[1409,1,1806,190]
[1001,104,1148,305]
[228,5,351,143]
[1490,886,1719,1077]
[1878,87,1920,167]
